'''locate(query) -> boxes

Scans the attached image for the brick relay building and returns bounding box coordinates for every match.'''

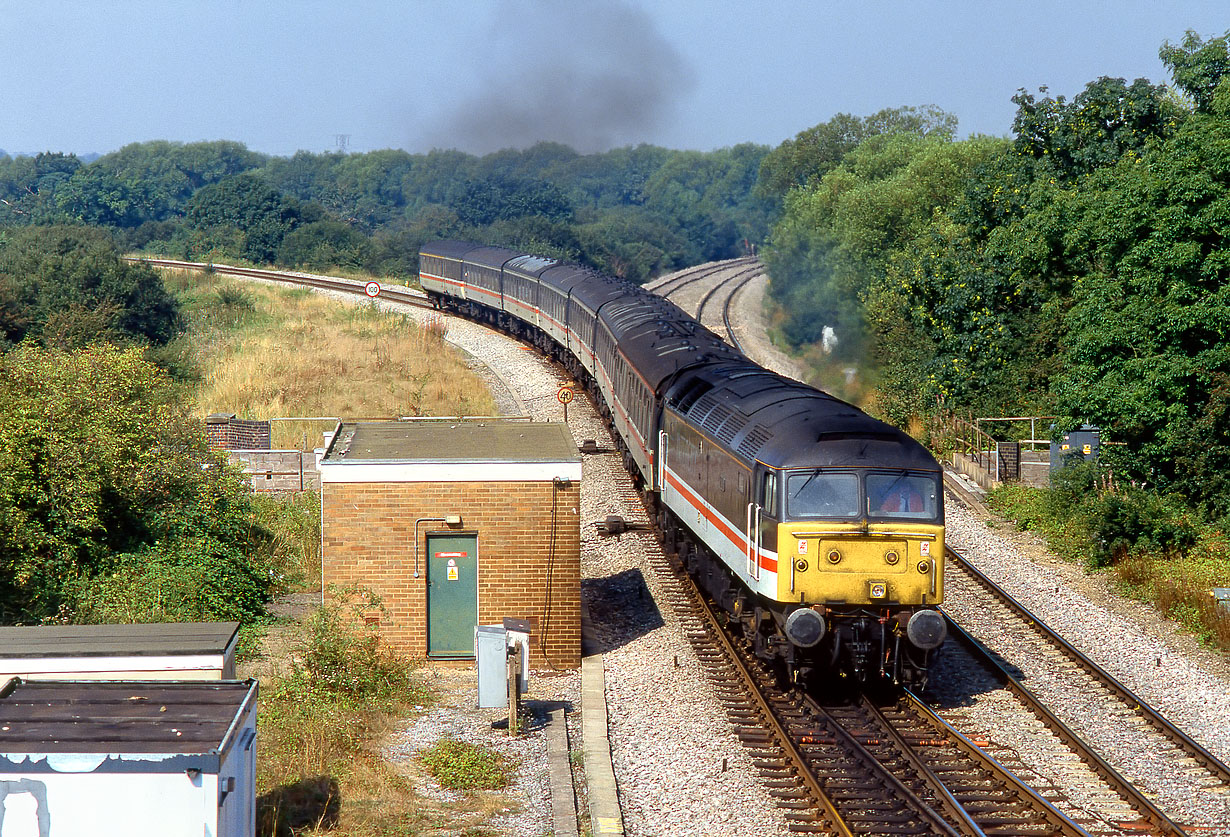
[319,420,582,669]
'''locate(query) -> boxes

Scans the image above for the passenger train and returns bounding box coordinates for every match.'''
[419,241,946,688]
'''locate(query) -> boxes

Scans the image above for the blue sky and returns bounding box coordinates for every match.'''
[1,1,1226,157]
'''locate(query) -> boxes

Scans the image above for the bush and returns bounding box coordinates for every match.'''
[989,462,1199,569]
[420,739,512,791]
[289,588,421,702]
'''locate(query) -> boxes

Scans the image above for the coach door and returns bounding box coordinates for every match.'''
[427,534,478,657]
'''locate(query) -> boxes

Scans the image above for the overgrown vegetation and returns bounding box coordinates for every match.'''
[0,342,272,624]
[420,739,513,791]
[177,269,496,447]
[256,591,431,836]
[989,465,1230,649]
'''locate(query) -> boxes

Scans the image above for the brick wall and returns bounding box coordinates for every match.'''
[322,480,581,670]
[205,414,271,451]
[226,451,320,492]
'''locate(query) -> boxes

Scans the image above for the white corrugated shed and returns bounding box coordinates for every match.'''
[0,679,257,836]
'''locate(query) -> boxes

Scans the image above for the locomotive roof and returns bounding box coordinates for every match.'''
[420,240,480,261]
[667,361,938,472]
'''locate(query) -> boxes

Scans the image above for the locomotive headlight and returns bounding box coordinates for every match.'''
[917,560,931,574]
[827,549,842,564]
[868,581,887,600]
[784,608,826,648]
[794,558,809,572]
[884,550,900,565]
[906,609,947,649]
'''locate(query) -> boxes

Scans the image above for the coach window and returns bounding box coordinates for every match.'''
[760,472,778,517]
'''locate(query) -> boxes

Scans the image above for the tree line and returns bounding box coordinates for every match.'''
[761,30,1230,553]
[0,139,774,286]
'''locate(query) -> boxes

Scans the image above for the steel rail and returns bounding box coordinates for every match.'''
[893,689,1094,836]
[125,257,434,309]
[681,579,855,835]
[948,548,1230,789]
[693,263,761,331]
[719,271,760,352]
[645,256,755,297]
[942,616,1189,836]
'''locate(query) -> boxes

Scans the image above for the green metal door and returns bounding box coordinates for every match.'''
[426,534,478,657]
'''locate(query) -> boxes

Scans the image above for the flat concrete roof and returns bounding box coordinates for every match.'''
[0,622,240,658]
[322,420,581,465]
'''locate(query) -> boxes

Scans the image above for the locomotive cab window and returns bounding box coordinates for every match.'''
[786,471,859,519]
[866,472,939,521]
[760,472,778,517]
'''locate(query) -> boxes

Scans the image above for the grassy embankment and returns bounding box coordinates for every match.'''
[167,268,514,835]
[988,480,1230,651]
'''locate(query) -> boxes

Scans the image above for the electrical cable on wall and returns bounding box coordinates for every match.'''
[540,477,562,668]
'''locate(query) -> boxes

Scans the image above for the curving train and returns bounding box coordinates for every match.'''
[419,241,946,689]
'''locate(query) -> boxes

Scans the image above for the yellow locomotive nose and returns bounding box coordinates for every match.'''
[782,524,944,606]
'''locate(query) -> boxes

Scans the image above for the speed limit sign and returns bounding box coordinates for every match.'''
[365,281,381,298]
[557,386,574,404]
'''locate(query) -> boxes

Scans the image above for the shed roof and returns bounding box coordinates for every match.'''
[321,420,580,465]
[0,622,239,659]
[0,679,255,755]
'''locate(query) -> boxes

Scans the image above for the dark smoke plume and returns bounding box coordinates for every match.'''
[417,0,695,154]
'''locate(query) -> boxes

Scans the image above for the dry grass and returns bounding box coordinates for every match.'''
[1113,547,1230,649]
[182,271,496,448]
[172,267,518,835]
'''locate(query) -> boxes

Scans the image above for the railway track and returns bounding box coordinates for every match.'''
[597,465,1103,835]
[643,256,756,298]
[943,549,1230,834]
[126,257,434,309]
[648,257,765,350]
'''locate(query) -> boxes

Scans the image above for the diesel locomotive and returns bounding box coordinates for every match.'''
[420,241,946,688]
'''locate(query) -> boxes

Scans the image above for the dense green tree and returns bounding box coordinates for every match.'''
[86,140,263,221]
[0,344,271,622]
[764,132,1002,359]
[757,106,957,199]
[279,218,371,269]
[1159,30,1230,113]
[1011,76,1178,179]
[1053,111,1230,509]
[0,225,181,347]
[186,174,306,263]
[450,175,574,227]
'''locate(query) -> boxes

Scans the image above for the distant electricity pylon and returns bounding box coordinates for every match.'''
[334,134,351,153]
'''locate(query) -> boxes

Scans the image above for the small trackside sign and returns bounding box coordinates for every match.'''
[365,281,381,297]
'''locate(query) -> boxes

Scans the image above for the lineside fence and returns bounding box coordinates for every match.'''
[932,408,1055,489]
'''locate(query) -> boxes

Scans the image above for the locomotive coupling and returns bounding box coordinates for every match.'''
[784,607,826,648]
[906,609,947,649]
